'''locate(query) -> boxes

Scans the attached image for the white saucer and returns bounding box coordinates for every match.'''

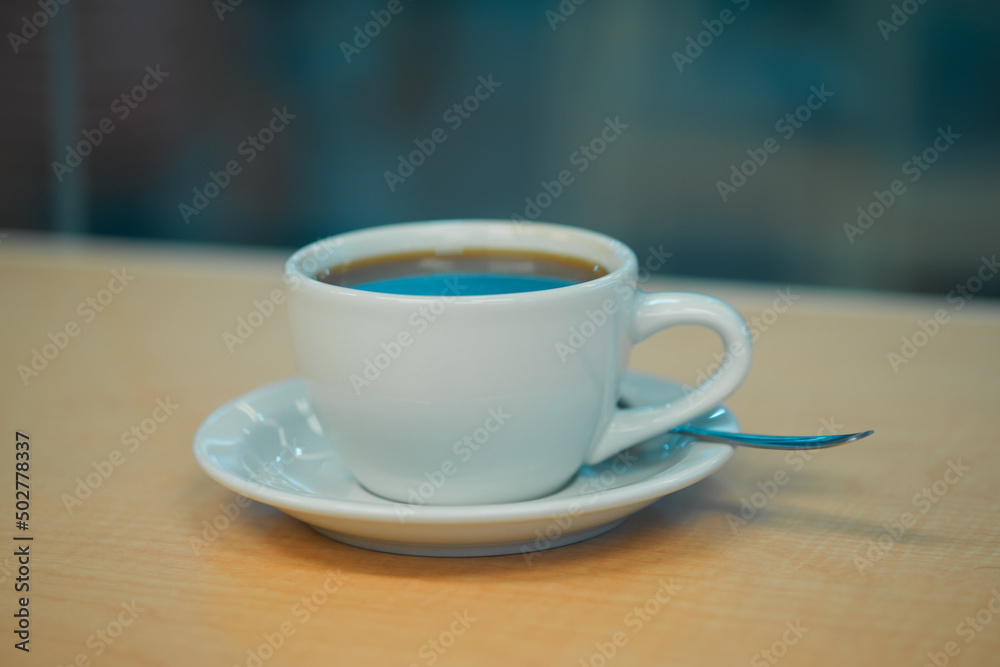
[193,373,737,557]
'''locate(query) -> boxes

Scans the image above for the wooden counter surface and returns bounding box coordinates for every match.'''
[2,234,998,666]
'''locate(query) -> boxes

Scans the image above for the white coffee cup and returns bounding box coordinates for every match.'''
[285,220,752,505]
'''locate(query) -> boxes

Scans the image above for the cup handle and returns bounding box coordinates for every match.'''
[584,291,753,465]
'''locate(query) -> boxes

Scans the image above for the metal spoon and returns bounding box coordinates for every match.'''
[669,426,874,450]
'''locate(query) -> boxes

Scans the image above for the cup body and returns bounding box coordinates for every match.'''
[285,220,638,504]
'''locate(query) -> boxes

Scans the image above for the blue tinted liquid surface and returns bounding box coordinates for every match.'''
[354,273,576,296]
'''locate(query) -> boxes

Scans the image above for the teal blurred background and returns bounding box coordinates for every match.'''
[2,0,998,295]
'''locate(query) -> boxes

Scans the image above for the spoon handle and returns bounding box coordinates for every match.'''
[671,427,874,450]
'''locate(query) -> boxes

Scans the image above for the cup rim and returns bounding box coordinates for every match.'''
[284,219,638,303]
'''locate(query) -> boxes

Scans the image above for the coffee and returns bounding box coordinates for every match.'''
[315,248,608,296]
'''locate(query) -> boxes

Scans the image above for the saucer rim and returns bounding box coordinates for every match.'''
[193,374,736,525]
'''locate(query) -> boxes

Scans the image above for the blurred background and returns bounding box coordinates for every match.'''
[2,0,998,295]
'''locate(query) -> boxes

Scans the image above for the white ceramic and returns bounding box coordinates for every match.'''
[285,220,752,504]
[192,373,738,557]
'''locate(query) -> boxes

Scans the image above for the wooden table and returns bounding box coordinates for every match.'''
[2,234,998,667]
